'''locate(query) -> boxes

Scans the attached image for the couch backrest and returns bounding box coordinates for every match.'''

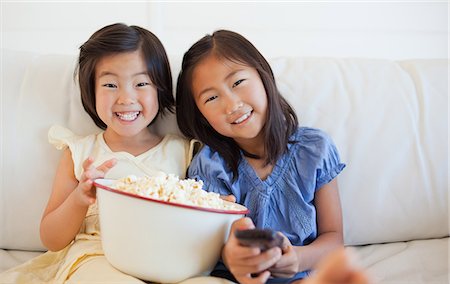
[1,49,448,251]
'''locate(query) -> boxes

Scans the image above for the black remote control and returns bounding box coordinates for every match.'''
[235,228,284,251]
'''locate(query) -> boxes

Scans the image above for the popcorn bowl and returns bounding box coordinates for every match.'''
[94,178,248,283]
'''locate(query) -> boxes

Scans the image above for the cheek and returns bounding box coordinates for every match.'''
[253,85,269,113]
[143,93,159,113]
[204,113,226,133]
[95,93,105,113]
[196,102,226,132]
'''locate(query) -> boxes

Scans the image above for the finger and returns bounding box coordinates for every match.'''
[229,217,255,240]
[254,271,271,284]
[235,247,282,274]
[77,177,94,191]
[82,156,95,171]
[231,217,255,234]
[81,180,96,198]
[232,217,255,231]
[231,245,262,260]
[96,158,117,173]
[276,232,291,252]
[273,248,294,270]
[86,159,117,181]
[220,194,236,203]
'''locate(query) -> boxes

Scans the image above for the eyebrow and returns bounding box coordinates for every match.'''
[197,69,244,98]
[97,71,148,78]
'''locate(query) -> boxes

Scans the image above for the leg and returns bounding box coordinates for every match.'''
[66,255,146,284]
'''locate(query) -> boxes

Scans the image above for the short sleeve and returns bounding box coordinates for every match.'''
[48,125,96,180]
[187,146,235,197]
[299,128,346,190]
[48,125,80,150]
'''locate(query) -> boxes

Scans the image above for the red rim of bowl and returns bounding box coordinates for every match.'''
[94,179,249,215]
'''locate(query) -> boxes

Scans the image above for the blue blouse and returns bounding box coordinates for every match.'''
[188,127,345,283]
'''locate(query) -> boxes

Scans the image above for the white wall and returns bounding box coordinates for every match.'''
[1,1,448,60]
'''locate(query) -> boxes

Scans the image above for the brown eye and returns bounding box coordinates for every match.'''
[136,82,150,87]
[102,83,117,88]
[205,95,218,103]
[232,79,244,88]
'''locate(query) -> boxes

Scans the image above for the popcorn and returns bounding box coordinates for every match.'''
[111,174,239,211]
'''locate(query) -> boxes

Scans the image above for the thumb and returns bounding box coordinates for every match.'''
[230,217,255,236]
[220,194,236,203]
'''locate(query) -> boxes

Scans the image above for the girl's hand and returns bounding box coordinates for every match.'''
[75,157,117,206]
[300,248,371,284]
[222,217,282,284]
[220,194,236,203]
[268,233,300,278]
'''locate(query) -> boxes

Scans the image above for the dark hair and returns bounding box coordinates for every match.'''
[77,23,174,129]
[176,30,298,179]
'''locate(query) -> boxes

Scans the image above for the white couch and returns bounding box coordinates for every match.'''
[1,49,448,283]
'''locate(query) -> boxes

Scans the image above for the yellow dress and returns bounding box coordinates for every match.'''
[0,126,233,284]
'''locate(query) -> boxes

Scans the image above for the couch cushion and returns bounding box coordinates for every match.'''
[352,237,449,283]
[1,51,90,250]
[0,249,43,273]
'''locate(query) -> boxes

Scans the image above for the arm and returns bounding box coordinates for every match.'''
[40,149,116,251]
[269,178,344,277]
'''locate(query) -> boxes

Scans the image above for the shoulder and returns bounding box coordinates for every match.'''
[291,127,345,187]
[188,145,232,179]
[294,127,332,143]
[188,145,236,195]
[48,125,100,181]
[163,133,189,145]
[160,134,190,151]
[289,127,343,166]
[291,127,337,153]
[48,125,97,150]
[190,144,228,169]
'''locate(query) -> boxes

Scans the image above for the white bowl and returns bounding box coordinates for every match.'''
[94,178,248,283]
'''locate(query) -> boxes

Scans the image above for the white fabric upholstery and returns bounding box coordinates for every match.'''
[271,58,449,245]
[0,49,448,283]
[353,237,449,283]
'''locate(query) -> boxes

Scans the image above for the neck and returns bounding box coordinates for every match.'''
[235,131,266,159]
[103,128,162,156]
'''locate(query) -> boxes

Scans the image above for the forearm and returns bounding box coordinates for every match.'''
[40,190,89,251]
[294,231,343,273]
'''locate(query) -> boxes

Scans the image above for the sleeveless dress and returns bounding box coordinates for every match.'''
[0,125,233,284]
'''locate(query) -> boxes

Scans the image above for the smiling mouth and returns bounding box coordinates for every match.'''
[232,111,252,124]
[116,111,140,121]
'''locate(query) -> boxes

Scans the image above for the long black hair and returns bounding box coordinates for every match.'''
[176,30,298,179]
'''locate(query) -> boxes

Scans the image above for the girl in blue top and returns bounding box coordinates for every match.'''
[176,30,345,284]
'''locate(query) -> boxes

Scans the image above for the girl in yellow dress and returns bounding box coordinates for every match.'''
[0,23,230,284]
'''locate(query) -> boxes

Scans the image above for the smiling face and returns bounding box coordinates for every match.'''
[191,54,268,148]
[95,50,159,140]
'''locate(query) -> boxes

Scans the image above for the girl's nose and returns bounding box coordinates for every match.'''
[226,95,244,115]
[227,102,244,115]
[117,89,136,105]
